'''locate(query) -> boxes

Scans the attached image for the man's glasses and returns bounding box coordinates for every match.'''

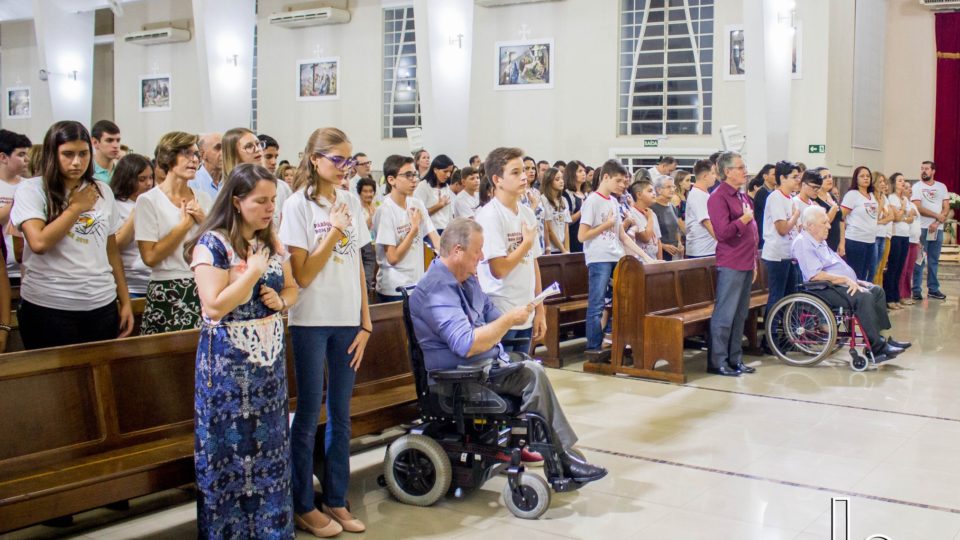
[395,171,418,180]
[240,141,266,154]
[356,160,372,167]
[317,153,358,171]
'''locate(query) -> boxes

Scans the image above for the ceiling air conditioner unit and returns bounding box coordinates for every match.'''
[475,0,562,7]
[269,7,351,28]
[918,0,960,10]
[123,27,191,46]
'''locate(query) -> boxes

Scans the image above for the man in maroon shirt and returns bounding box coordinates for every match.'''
[706,151,759,376]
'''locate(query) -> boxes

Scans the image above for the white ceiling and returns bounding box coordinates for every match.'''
[0,0,146,23]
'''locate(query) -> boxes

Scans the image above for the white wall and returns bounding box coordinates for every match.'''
[0,19,54,141]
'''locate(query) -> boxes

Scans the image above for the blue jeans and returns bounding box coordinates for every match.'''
[843,239,876,281]
[586,261,617,351]
[762,258,800,320]
[290,326,359,512]
[871,237,887,282]
[503,327,533,354]
[710,267,753,368]
[912,229,944,295]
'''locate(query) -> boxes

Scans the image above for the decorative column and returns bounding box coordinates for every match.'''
[31,0,95,126]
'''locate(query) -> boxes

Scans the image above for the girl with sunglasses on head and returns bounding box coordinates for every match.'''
[135,131,213,334]
[279,128,372,537]
[11,120,134,349]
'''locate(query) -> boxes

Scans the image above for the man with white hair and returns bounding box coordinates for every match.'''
[792,205,910,362]
[650,174,683,260]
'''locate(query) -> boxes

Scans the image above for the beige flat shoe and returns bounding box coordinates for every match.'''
[295,512,343,538]
[887,302,902,310]
[322,504,366,533]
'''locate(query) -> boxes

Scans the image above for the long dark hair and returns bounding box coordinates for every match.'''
[41,121,101,223]
[850,165,874,195]
[562,160,582,192]
[184,163,278,263]
[111,154,153,201]
[423,154,455,188]
[541,167,565,210]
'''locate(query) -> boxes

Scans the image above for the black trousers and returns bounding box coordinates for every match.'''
[18,298,120,350]
[808,284,891,351]
[882,236,909,303]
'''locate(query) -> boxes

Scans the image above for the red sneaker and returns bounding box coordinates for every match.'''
[521,447,544,467]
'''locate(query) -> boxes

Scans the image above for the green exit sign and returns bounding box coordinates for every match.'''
[643,139,660,148]
[808,144,826,154]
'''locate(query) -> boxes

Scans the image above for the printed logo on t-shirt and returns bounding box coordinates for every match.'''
[396,223,420,248]
[863,202,878,219]
[506,231,523,255]
[0,196,12,208]
[314,220,356,258]
[69,211,105,246]
[599,209,618,241]
[922,188,940,204]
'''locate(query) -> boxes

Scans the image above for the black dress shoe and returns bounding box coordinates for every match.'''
[875,343,904,359]
[730,362,756,374]
[886,338,911,350]
[560,452,608,483]
[873,353,890,364]
[706,365,741,377]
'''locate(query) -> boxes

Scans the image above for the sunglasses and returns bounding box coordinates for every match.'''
[317,153,358,171]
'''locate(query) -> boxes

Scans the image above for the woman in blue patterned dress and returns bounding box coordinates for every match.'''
[186,163,299,539]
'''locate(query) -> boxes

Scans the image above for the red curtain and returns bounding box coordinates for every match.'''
[934,12,960,193]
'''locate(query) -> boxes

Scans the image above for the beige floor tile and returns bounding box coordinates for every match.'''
[680,476,827,531]
[742,447,880,491]
[851,464,960,510]
[802,495,960,539]
[633,508,801,540]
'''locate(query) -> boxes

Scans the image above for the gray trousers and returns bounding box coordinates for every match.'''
[490,360,577,450]
[710,267,754,369]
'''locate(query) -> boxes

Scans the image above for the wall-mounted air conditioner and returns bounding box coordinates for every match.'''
[475,0,562,6]
[123,27,191,46]
[918,0,960,10]
[268,7,350,28]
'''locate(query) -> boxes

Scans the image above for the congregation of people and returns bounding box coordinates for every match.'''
[0,120,949,539]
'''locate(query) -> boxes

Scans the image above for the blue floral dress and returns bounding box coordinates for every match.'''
[191,231,293,540]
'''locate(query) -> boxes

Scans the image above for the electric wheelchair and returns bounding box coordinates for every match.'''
[765,282,880,372]
[376,288,584,519]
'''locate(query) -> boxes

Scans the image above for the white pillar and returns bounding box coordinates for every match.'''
[191,0,256,131]
[413,0,474,163]
[31,0,95,126]
[743,0,793,169]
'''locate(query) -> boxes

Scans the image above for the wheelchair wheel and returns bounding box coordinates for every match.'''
[849,350,868,372]
[502,473,550,519]
[383,434,452,507]
[765,294,837,367]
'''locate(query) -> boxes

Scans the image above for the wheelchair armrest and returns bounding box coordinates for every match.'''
[799,281,831,292]
[486,361,525,381]
[429,367,486,382]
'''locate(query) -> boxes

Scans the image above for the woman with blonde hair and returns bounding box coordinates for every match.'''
[280,128,372,536]
[870,172,897,284]
[135,131,213,334]
[222,127,292,228]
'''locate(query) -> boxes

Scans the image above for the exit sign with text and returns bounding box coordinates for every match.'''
[643,139,660,148]
[808,144,826,154]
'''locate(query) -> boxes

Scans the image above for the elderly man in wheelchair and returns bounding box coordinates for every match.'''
[379,219,606,519]
[772,205,911,368]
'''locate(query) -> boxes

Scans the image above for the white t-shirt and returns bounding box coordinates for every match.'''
[876,198,894,239]
[115,199,151,295]
[911,180,948,230]
[888,195,911,238]
[413,181,455,230]
[580,192,624,265]
[373,195,436,296]
[11,178,121,310]
[684,186,716,257]
[627,206,660,260]
[0,178,22,279]
[840,190,879,244]
[279,189,370,326]
[134,186,214,281]
[273,178,292,229]
[761,189,798,261]
[542,197,571,252]
[453,189,480,219]
[475,197,542,329]
[908,202,923,243]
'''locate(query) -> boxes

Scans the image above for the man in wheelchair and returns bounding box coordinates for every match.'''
[409,218,607,485]
[792,205,911,362]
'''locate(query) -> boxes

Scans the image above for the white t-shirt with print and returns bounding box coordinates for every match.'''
[134,186,214,281]
[0,178,22,279]
[273,178,293,229]
[888,195,911,238]
[685,186,716,257]
[475,197,543,329]
[911,180,948,230]
[279,189,370,326]
[840,190,879,244]
[115,199,151,295]
[761,190,798,261]
[580,192,624,265]
[453,189,480,220]
[413,181,455,230]
[542,197,571,252]
[373,195,436,296]
[626,206,660,260]
[11,177,121,310]
[908,202,923,243]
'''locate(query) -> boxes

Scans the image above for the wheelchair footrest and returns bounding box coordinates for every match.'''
[548,476,584,493]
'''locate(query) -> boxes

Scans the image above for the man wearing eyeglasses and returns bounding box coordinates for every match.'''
[349,152,373,196]
[188,132,222,200]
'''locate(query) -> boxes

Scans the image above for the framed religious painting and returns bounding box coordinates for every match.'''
[495,39,554,90]
[297,57,340,101]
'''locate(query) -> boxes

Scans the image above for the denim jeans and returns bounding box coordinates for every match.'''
[871,237,887,282]
[586,261,617,351]
[710,267,753,369]
[843,239,876,281]
[762,258,800,320]
[912,229,944,295]
[290,325,359,512]
[503,327,533,354]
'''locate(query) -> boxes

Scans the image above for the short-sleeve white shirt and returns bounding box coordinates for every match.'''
[627,206,660,260]
[581,192,624,264]
[911,180,948,230]
[453,189,480,219]
[373,195,436,295]
[414,181,455,230]
[840,190,879,244]
[134,186,214,281]
[685,186,716,257]
[115,199,151,295]
[543,198,571,252]
[761,189,798,261]
[0,178,22,278]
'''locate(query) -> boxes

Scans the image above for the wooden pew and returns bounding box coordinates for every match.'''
[586,255,768,383]
[0,302,417,533]
[533,252,589,368]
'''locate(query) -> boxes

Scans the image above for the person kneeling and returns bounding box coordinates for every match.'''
[792,205,911,362]
[410,218,606,484]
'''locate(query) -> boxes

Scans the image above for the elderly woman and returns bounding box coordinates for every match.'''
[650,175,683,261]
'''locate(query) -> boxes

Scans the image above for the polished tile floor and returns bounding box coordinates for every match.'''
[7,274,959,539]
